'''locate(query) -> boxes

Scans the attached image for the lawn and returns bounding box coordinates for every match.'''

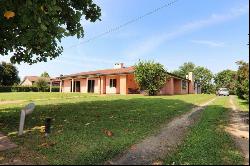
[0,93,215,165]
[164,97,243,165]
[234,96,249,112]
[0,92,93,101]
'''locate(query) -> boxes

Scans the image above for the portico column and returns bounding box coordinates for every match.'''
[86,77,89,93]
[50,81,52,92]
[170,78,174,95]
[120,75,128,95]
[71,79,74,93]
[59,80,62,93]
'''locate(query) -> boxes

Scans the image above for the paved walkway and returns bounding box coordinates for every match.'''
[0,133,27,165]
[106,98,217,165]
[0,132,17,152]
[226,96,249,165]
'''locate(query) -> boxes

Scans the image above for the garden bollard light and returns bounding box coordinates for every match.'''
[18,103,35,136]
[45,118,52,137]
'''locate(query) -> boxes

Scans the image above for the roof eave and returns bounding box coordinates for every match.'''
[58,71,135,80]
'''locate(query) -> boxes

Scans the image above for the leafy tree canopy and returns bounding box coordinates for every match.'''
[0,61,20,86]
[173,62,215,94]
[35,78,49,92]
[172,62,195,78]
[214,70,237,94]
[0,0,101,64]
[134,60,167,96]
[235,61,249,101]
[41,71,50,78]
[193,66,214,94]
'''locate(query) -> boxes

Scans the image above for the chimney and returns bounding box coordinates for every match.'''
[187,72,194,81]
[114,63,124,69]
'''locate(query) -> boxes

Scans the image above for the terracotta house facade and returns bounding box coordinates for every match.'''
[55,63,201,95]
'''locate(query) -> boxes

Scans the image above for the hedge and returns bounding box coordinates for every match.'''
[0,86,60,92]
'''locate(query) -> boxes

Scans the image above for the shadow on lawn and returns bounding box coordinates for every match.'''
[0,97,205,165]
[0,97,198,132]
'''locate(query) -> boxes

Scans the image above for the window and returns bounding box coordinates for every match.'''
[182,80,187,90]
[110,79,117,88]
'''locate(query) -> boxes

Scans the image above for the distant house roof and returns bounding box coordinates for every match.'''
[58,66,189,81]
[20,76,50,85]
[50,78,61,82]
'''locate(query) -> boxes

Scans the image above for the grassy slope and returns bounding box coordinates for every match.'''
[164,97,243,165]
[0,93,214,165]
[235,96,249,112]
[0,92,93,101]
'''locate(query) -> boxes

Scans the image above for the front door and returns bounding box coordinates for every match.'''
[88,80,95,93]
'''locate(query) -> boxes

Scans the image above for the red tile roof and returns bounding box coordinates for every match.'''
[24,76,50,82]
[58,66,189,81]
[60,66,135,78]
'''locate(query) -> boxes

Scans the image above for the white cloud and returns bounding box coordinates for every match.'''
[125,4,249,59]
[190,40,225,47]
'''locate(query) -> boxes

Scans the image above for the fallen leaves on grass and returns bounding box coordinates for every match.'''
[152,160,164,165]
[4,11,15,19]
[40,126,45,133]
[103,129,113,137]
[39,142,57,148]
[95,113,100,118]
[130,145,137,151]
[57,130,63,134]
[85,123,90,126]
[124,128,130,132]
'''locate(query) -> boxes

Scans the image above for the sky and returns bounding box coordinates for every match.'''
[0,0,249,79]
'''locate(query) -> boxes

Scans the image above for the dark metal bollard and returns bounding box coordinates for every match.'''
[45,118,52,136]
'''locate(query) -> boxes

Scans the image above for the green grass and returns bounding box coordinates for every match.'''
[235,96,249,112]
[164,97,243,165]
[0,92,93,101]
[0,93,215,165]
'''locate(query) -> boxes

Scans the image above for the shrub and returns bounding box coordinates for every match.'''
[0,86,60,93]
[134,60,167,96]
[236,61,249,101]
[35,78,49,92]
[0,86,12,92]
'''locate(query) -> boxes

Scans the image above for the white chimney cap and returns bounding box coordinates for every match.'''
[114,63,124,69]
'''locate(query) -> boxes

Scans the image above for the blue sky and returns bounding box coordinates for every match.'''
[0,0,249,79]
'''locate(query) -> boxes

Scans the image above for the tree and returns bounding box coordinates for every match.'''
[35,78,49,92]
[193,66,214,94]
[0,62,20,86]
[134,60,167,96]
[41,72,50,78]
[0,64,4,85]
[214,70,237,94]
[236,61,249,101]
[0,0,101,64]
[172,62,195,78]
[173,62,215,94]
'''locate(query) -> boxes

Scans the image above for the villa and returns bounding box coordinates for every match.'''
[53,63,201,95]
